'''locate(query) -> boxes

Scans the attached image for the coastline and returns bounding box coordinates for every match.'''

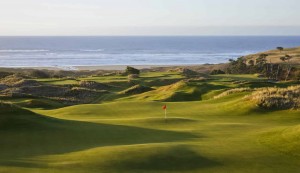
[0,64,210,71]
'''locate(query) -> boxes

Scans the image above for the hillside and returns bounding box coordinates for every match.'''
[244,46,300,64]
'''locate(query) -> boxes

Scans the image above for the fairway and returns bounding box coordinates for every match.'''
[1,72,300,173]
[1,90,300,172]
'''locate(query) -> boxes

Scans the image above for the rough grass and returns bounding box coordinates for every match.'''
[119,84,153,95]
[213,88,253,99]
[249,85,300,109]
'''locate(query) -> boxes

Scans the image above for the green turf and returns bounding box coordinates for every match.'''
[1,73,300,173]
[35,78,79,85]
[5,98,65,109]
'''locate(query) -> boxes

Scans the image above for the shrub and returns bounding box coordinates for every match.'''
[28,70,50,78]
[0,84,8,90]
[225,57,248,74]
[0,71,13,79]
[249,86,300,109]
[79,80,110,90]
[210,69,225,75]
[0,75,23,86]
[181,68,199,77]
[125,66,140,75]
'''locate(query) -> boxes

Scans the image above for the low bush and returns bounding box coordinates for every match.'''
[210,69,225,75]
[249,86,300,109]
[79,80,111,90]
[126,66,140,75]
[0,75,23,86]
[28,70,51,78]
[0,71,13,79]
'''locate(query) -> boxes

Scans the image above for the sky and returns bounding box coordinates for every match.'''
[0,0,299,36]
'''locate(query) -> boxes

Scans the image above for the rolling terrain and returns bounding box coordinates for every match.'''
[0,71,300,173]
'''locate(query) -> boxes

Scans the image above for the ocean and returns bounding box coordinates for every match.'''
[0,36,299,69]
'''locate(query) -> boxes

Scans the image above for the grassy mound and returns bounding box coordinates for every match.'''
[0,75,24,86]
[0,102,28,115]
[13,79,41,87]
[174,68,208,78]
[63,87,109,103]
[119,84,153,95]
[17,85,68,97]
[0,102,61,131]
[0,101,195,161]
[14,99,65,109]
[122,81,193,101]
[121,80,228,102]
[78,80,111,90]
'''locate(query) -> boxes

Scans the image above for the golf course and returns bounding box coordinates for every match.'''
[1,68,300,173]
[1,0,300,172]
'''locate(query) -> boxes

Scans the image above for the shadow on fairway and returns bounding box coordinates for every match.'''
[108,145,221,171]
[0,105,199,168]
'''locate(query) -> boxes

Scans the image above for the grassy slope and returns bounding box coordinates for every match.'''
[1,74,300,173]
[4,94,296,173]
[5,98,65,109]
[244,46,300,64]
[0,103,195,173]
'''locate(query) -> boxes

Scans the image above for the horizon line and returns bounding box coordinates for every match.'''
[0,35,299,37]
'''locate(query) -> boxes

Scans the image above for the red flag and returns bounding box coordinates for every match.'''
[162,105,167,110]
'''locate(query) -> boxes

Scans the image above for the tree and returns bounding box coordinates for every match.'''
[226,57,248,74]
[125,66,140,75]
[280,56,286,62]
[210,69,225,75]
[279,55,293,81]
[256,54,268,65]
[228,59,235,62]
[256,54,268,73]
[277,47,284,53]
[284,55,293,81]
[276,56,287,80]
[248,60,255,66]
